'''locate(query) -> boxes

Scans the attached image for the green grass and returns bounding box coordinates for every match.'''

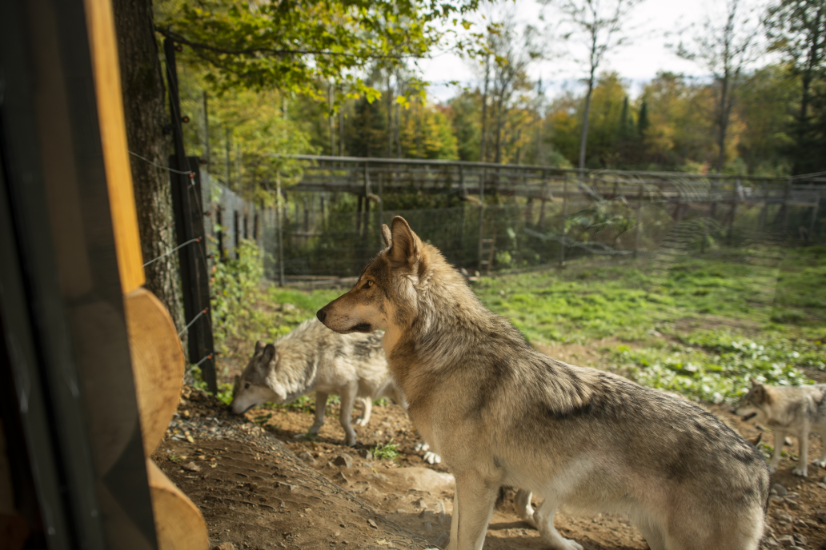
[473,248,825,345]
[213,245,825,406]
[370,439,400,461]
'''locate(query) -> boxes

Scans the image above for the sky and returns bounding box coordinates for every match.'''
[417,0,769,103]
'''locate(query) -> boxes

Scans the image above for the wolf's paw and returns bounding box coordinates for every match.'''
[550,540,583,550]
[768,463,779,474]
[414,441,430,452]
[792,466,808,477]
[423,451,442,465]
[518,512,538,529]
[294,432,318,441]
[354,417,369,427]
[813,458,826,469]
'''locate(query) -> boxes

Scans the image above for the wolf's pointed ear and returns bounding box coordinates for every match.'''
[262,344,277,365]
[381,224,392,248]
[750,377,759,387]
[255,340,266,353]
[389,216,420,267]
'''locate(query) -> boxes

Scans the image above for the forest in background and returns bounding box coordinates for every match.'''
[160,0,826,207]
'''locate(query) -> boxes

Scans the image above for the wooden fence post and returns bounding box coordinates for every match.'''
[276,174,285,286]
[559,174,568,266]
[758,179,769,232]
[709,178,718,220]
[378,168,384,237]
[164,37,216,393]
[634,182,643,259]
[478,168,486,270]
[728,178,739,243]
[362,162,371,243]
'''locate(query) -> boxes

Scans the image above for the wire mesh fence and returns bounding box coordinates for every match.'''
[200,158,826,286]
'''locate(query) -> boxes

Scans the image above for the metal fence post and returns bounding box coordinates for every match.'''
[164,37,216,393]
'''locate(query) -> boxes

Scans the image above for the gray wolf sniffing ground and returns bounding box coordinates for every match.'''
[317,216,770,550]
[734,379,826,477]
[230,318,400,446]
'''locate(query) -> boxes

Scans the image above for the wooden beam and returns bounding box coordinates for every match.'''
[84,0,145,293]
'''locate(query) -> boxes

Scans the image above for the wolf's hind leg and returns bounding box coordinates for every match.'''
[514,490,537,528]
[355,397,372,426]
[534,498,583,550]
[339,383,358,446]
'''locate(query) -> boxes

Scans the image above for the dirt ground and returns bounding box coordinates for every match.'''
[156,351,826,550]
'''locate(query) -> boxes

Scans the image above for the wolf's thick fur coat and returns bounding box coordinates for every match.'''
[230,318,398,446]
[735,380,826,477]
[317,217,770,550]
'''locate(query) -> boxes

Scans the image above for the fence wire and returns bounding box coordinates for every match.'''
[200,170,826,285]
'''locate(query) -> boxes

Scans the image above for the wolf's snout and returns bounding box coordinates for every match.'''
[316,309,327,322]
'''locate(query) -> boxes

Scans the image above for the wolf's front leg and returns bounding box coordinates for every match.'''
[295,392,328,440]
[339,383,358,446]
[534,498,583,550]
[445,474,498,550]
[815,428,826,469]
[793,428,809,477]
[769,431,785,473]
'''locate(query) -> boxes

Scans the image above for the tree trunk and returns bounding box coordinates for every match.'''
[480,54,490,163]
[386,73,393,157]
[578,73,595,170]
[715,74,730,173]
[328,82,335,156]
[495,93,505,164]
[113,0,184,335]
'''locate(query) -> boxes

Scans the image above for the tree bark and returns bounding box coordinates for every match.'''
[578,72,595,170]
[113,0,184,334]
[480,54,490,163]
[715,73,730,173]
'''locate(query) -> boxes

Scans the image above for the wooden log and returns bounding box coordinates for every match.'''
[146,459,208,550]
[124,288,184,456]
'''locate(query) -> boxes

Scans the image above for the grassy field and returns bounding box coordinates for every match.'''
[208,244,825,405]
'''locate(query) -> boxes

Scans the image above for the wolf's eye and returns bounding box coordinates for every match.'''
[362,280,374,289]
[244,383,250,389]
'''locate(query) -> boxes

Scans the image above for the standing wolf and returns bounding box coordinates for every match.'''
[734,379,826,477]
[317,216,770,550]
[230,318,399,446]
